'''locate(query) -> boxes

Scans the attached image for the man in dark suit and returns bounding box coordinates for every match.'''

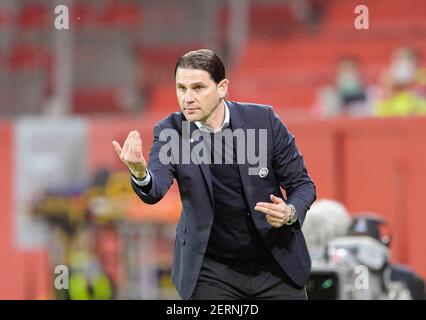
[113,49,316,300]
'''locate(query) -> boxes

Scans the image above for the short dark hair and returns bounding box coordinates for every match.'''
[174,49,226,84]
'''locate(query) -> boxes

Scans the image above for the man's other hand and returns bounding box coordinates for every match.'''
[255,194,292,228]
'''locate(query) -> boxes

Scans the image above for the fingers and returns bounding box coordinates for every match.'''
[255,197,291,226]
[254,205,284,219]
[121,130,141,161]
[255,195,287,219]
[122,130,137,158]
[270,194,285,204]
[266,215,286,228]
[113,131,146,178]
[255,202,284,218]
[255,202,276,210]
[136,135,142,157]
[254,204,269,214]
[256,206,289,228]
[131,132,142,159]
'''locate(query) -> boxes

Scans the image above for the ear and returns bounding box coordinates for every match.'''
[217,79,229,99]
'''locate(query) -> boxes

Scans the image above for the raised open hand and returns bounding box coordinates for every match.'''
[113,130,147,179]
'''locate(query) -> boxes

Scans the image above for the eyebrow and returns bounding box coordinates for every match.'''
[176,81,207,87]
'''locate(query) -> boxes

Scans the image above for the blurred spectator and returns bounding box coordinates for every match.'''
[374,47,426,116]
[287,0,318,26]
[67,227,114,300]
[314,57,376,118]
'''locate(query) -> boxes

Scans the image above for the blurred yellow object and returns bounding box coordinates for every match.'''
[69,250,113,300]
[375,90,426,116]
[69,272,112,300]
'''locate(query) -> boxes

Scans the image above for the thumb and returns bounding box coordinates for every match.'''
[270,194,284,204]
[112,141,122,157]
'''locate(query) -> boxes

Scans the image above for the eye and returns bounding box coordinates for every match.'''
[177,86,186,93]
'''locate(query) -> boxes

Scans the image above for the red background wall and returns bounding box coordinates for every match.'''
[0,123,51,299]
[0,122,26,299]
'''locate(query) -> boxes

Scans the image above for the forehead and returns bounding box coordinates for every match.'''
[175,68,213,84]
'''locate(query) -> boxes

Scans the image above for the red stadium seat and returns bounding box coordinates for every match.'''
[137,44,202,85]
[230,0,426,111]
[145,84,177,113]
[70,2,97,29]
[0,5,13,29]
[72,87,124,115]
[322,0,426,34]
[98,2,143,29]
[8,45,50,71]
[249,3,301,37]
[18,3,49,30]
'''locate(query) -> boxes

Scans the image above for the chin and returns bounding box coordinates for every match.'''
[184,113,201,122]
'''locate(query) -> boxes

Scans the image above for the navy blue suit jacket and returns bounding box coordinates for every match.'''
[132,101,316,299]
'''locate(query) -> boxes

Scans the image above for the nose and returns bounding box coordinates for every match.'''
[184,89,195,103]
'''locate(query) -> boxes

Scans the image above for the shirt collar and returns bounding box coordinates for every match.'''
[195,101,230,133]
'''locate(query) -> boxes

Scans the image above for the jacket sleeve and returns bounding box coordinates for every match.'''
[131,123,176,204]
[269,107,316,228]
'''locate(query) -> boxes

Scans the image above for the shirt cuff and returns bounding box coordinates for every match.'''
[131,170,151,186]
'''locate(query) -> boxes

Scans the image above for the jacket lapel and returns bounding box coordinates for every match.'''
[228,102,256,211]
[186,121,214,205]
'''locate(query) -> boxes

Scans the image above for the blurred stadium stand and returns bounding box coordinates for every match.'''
[0,0,425,118]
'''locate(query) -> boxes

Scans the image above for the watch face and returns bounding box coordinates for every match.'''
[285,205,297,225]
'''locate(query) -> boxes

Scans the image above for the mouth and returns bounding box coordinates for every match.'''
[185,108,199,114]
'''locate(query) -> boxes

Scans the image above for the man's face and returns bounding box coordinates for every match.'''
[175,68,228,123]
